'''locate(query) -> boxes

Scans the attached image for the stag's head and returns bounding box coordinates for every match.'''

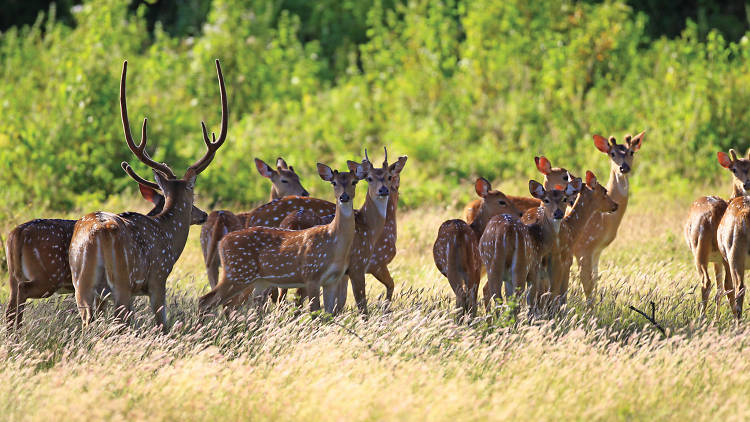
[119,59,227,223]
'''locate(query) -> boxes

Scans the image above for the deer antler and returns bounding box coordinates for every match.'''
[383,146,388,168]
[120,161,160,190]
[185,59,228,177]
[120,61,177,179]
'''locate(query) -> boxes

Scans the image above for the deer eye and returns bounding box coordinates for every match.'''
[562,175,568,181]
[281,179,288,183]
[610,152,615,157]
[367,177,372,182]
[332,181,337,186]
[629,151,634,156]
[544,199,550,204]
[498,200,506,205]
[388,176,392,180]
[352,181,357,186]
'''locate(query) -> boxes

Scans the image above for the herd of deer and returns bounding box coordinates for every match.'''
[3,59,743,333]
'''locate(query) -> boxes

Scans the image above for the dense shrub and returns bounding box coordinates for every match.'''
[1,0,750,216]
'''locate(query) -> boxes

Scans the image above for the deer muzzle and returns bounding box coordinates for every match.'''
[339,193,351,203]
[619,163,631,174]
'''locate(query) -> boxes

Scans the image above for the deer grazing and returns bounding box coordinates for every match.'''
[684,150,750,316]
[200,157,313,288]
[433,178,523,316]
[68,59,227,329]
[572,132,644,302]
[464,156,573,224]
[479,180,577,310]
[4,167,207,329]
[198,161,365,313]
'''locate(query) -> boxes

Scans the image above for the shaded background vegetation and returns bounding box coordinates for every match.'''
[1,0,750,216]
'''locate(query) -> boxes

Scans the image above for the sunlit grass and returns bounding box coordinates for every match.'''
[2,191,750,420]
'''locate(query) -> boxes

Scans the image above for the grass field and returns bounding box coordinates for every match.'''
[2,184,750,421]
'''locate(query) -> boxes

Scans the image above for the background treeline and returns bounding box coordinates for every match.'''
[1,0,750,215]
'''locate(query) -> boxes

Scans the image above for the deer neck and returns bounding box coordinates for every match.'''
[153,192,193,258]
[326,197,357,258]
[359,190,389,243]
[270,186,281,201]
[536,211,561,255]
[469,200,493,237]
[563,189,599,243]
[731,181,747,199]
[605,166,629,220]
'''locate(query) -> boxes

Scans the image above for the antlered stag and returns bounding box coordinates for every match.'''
[69,59,227,329]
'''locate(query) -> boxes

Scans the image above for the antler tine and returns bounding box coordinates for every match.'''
[120,61,176,179]
[121,161,160,190]
[186,59,228,176]
[383,146,388,168]
[364,148,370,164]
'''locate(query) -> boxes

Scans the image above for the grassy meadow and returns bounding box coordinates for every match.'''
[3,0,750,420]
[2,183,750,420]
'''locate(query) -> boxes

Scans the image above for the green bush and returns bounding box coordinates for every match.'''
[1,0,750,216]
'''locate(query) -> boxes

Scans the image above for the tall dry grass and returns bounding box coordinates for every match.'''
[2,191,749,421]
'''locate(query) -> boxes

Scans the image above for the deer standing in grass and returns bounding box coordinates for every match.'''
[479,180,576,309]
[685,150,750,316]
[715,150,750,320]
[433,178,523,316]
[229,150,406,314]
[463,156,574,224]
[223,150,408,306]
[5,166,207,329]
[198,161,365,313]
[200,157,311,288]
[68,59,227,329]
[572,132,644,302]
[547,171,618,304]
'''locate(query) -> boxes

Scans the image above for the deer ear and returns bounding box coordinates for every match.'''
[475,177,491,198]
[255,158,275,178]
[347,160,366,179]
[138,184,158,203]
[593,135,610,153]
[567,177,583,195]
[317,163,334,181]
[718,152,732,168]
[389,156,408,174]
[585,170,597,188]
[529,180,545,199]
[630,131,645,151]
[276,157,289,170]
[535,156,551,175]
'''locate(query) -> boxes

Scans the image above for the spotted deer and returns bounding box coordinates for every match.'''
[685,150,750,316]
[198,161,365,313]
[231,150,407,314]
[572,131,644,302]
[479,180,576,310]
[200,157,311,288]
[220,150,408,305]
[433,178,523,316]
[69,59,227,329]
[549,171,618,304]
[4,168,207,329]
[463,156,573,224]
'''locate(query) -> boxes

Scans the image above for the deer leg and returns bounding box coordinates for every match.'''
[149,283,168,332]
[720,259,736,314]
[6,277,19,330]
[578,253,595,304]
[466,275,479,318]
[307,281,322,313]
[335,276,349,314]
[206,258,220,289]
[349,269,368,315]
[368,264,394,302]
[12,281,57,327]
[727,248,745,320]
[712,262,724,319]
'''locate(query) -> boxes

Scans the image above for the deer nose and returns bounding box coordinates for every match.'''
[378,186,389,196]
[620,163,630,174]
[301,189,310,197]
[611,203,619,212]
[553,209,564,220]
[339,192,351,203]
